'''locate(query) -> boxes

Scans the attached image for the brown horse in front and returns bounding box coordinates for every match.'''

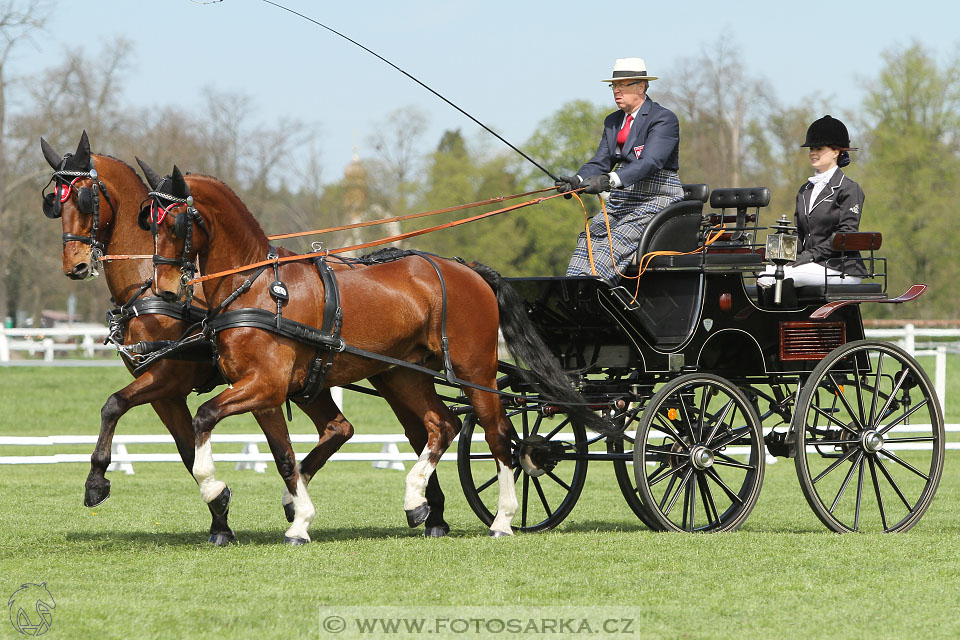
[41,133,436,544]
[142,165,607,542]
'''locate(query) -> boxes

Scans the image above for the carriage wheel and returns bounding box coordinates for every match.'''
[793,340,945,533]
[633,374,765,532]
[608,403,661,530]
[457,404,588,533]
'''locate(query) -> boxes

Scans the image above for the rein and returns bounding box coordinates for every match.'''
[183,188,583,286]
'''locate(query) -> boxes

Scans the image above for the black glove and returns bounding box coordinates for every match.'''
[792,252,815,266]
[555,175,582,199]
[582,173,612,194]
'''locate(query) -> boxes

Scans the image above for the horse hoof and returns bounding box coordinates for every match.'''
[83,483,111,508]
[208,531,235,546]
[284,536,309,546]
[424,524,450,538]
[283,502,296,523]
[488,529,513,538]
[405,504,430,528]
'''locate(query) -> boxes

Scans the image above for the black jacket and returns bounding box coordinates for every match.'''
[795,169,867,277]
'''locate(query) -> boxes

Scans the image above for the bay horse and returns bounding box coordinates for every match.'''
[41,133,403,544]
[140,163,608,543]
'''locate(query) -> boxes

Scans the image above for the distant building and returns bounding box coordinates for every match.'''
[340,151,401,256]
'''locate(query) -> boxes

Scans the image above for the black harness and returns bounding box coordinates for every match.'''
[42,155,117,272]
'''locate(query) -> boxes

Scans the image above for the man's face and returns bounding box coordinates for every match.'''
[610,80,646,112]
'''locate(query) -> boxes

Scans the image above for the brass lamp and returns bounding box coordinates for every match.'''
[765,215,798,304]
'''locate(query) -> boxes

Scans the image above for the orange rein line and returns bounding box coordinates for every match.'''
[265,186,557,241]
[183,189,589,286]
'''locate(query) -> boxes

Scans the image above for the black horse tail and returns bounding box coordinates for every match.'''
[467,261,614,436]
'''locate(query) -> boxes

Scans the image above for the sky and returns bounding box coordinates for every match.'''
[9,0,960,181]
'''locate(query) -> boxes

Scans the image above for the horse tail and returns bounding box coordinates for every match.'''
[467,261,614,436]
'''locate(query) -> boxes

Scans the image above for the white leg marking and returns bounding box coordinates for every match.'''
[282,465,312,506]
[193,439,226,503]
[489,461,518,535]
[283,476,315,542]
[403,449,434,511]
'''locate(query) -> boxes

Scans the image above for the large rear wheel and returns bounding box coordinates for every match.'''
[793,340,944,532]
[457,402,588,533]
[633,373,765,532]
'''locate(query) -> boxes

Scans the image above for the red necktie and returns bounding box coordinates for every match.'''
[617,114,634,148]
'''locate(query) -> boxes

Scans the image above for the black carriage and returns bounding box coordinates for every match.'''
[456,185,945,534]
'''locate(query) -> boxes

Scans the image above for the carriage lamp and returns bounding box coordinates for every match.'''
[765,215,799,304]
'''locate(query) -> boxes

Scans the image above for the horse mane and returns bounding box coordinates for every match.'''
[188,173,268,240]
[94,154,149,191]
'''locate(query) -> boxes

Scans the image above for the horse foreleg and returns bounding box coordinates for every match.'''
[255,407,315,545]
[86,368,196,507]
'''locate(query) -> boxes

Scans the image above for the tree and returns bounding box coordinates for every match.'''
[0,0,50,325]
[858,42,960,319]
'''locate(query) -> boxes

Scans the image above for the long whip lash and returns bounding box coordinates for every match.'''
[254,0,559,182]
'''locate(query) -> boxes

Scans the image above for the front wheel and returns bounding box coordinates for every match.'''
[793,340,945,532]
[457,405,588,532]
[633,374,765,532]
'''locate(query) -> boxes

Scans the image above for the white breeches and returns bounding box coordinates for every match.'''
[757,263,861,288]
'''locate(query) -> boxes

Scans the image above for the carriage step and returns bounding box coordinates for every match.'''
[764,430,795,458]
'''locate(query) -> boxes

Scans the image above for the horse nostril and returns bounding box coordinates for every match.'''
[70,263,89,280]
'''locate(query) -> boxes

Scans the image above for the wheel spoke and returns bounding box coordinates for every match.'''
[827,372,866,432]
[876,398,931,437]
[868,456,888,530]
[531,476,553,518]
[869,352,885,426]
[828,451,863,514]
[476,473,498,494]
[529,412,545,438]
[809,403,860,436]
[698,473,719,524]
[543,416,573,440]
[853,453,866,531]
[684,475,697,530]
[544,469,573,492]
[703,398,736,447]
[878,449,930,481]
[697,385,709,441]
[713,452,755,471]
[874,456,913,510]
[883,436,936,444]
[704,467,744,504]
[652,418,692,452]
[663,467,693,516]
[871,368,912,430]
[804,438,860,446]
[658,470,680,511]
[649,461,690,487]
[709,426,750,450]
[812,446,859,485]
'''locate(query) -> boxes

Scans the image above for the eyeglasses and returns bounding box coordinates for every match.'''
[610,81,641,92]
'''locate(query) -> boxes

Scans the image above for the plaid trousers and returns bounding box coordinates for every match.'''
[566,169,683,281]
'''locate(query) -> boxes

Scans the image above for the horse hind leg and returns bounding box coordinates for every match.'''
[373,372,456,537]
[467,388,518,537]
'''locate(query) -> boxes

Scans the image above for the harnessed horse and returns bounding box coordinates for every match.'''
[40,133,400,544]
[139,163,609,542]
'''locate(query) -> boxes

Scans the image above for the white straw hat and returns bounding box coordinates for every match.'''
[602,57,658,82]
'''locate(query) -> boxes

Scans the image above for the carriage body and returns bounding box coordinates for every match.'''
[458,186,944,535]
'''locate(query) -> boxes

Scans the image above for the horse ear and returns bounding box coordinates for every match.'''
[171,165,188,198]
[74,130,92,167]
[40,137,62,169]
[136,157,163,189]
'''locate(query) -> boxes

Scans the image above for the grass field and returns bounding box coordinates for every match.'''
[1,365,958,639]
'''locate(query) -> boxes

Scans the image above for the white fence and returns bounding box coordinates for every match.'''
[0,327,112,362]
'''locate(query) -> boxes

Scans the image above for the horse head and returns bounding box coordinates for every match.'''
[40,131,139,280]
[136,160,207,303]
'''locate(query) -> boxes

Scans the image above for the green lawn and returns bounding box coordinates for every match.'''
[1,366,958,639]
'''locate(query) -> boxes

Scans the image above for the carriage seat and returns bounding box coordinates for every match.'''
[706,187,770,251]
[629,183,709,266]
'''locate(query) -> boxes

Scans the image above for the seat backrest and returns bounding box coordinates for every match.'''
[683,183,709,203]
[705,187,770,250]
[633,200,704,263]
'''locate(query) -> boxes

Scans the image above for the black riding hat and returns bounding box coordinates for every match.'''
[801,115,855,149]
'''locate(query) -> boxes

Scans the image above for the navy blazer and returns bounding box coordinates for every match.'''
[795,168,867,277]
[578,97,680,188]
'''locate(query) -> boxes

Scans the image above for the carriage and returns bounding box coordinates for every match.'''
[42,133,944,542]
[455,185,944,534]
